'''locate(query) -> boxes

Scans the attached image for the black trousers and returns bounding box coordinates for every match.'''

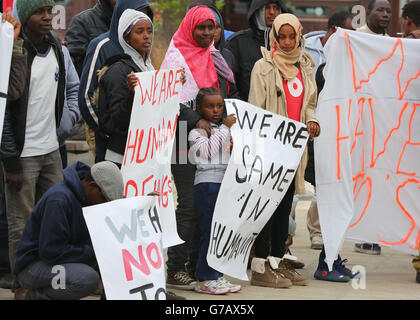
[255,180,296,259]
[166,163,200,277]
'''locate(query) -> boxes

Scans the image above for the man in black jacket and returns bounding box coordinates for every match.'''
[64,0,116,77]
[225,0,288,101]
[0,0,66,287]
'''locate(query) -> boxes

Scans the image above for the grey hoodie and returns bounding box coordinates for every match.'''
[304,30,327,76]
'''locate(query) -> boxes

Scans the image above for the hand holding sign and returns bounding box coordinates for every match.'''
[307,121,320,138]
[126,72,138,93]
[1,13,20,41]
[223,114,237,128]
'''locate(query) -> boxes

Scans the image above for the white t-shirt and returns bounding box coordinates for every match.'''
[21,46,59,157]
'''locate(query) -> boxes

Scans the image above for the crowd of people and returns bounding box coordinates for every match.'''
[0,0,419,300]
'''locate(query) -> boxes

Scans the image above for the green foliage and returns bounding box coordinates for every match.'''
[151,0,226,29]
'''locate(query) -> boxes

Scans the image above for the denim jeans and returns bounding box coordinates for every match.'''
[4,149,63,273]
[17,260,100,300]
[194,182,223,281]
[166,163,200,278]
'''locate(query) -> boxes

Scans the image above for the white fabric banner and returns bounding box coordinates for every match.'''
[121,69,183,248]
[0,20,14,143]
[207,99,309,280]
[315,28,420,270]
[83,196,166,300]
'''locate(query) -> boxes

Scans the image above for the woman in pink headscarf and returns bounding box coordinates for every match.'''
[161,6,239,294]
[161,5,238,107]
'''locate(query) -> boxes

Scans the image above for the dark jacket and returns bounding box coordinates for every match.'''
[97,55,140,156]
[1,31,66,173]
[14,162,96,275]
[8,38,27,101]
[65,0,114,76]
[225,0,289,101]
[304,62,326,186]
[78,0,153,134]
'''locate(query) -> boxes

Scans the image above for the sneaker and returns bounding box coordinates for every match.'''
[311,235,323,250]
[194,279,230,295]
[166,271,196,290]
[333,257,360,279]
[166,291,187,300]
[354,243,381,255]
[218,277,242,293]
[277,259,309,286]
[250,258,292,289]
[314,268,351,282]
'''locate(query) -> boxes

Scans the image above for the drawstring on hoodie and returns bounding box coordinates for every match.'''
[264,28,271,50]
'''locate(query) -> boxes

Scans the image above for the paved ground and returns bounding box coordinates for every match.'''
[1,149,419,300]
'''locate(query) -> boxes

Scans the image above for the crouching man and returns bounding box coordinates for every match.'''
[13,161,124,300]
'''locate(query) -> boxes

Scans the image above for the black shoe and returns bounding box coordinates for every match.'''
[333,257,360,279]
[0,273,13,289]
[416,272,420,284]
[354,243,381,255]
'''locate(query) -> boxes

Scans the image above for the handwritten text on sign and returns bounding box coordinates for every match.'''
[121,69,183,248]
[315,28,420,270]
[83,197,165,300]
[207,99,309,280]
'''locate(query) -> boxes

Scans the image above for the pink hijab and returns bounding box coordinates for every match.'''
[172,6,218,89]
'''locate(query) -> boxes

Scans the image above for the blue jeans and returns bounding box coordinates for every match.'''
[194,183,223,281]
[17,261,100,300]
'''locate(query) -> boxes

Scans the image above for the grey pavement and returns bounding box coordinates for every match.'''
[1,149,419,300]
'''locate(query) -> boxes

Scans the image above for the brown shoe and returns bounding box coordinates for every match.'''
[283,253,305,269]
[250,258,292,289]
[275,258,309,286]
[284,258,305,269]
[166,271,196,290]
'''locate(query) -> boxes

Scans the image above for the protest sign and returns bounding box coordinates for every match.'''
[207,99,309,280]
[0,20,14,143]
[315,28,420,270]
[121,69,183,248]
[83,196,166,300]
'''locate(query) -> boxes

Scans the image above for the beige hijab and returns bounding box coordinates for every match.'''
[269,13,305,80]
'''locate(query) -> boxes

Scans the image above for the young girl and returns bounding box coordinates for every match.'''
[188,88,242,295]
[248,13,320,288]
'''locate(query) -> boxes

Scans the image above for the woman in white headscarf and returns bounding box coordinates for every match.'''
[96,9,155,165]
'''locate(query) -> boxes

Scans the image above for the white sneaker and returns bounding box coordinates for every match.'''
[194,279,230,295]
[311,235,323,250]
[218,277,242,293]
